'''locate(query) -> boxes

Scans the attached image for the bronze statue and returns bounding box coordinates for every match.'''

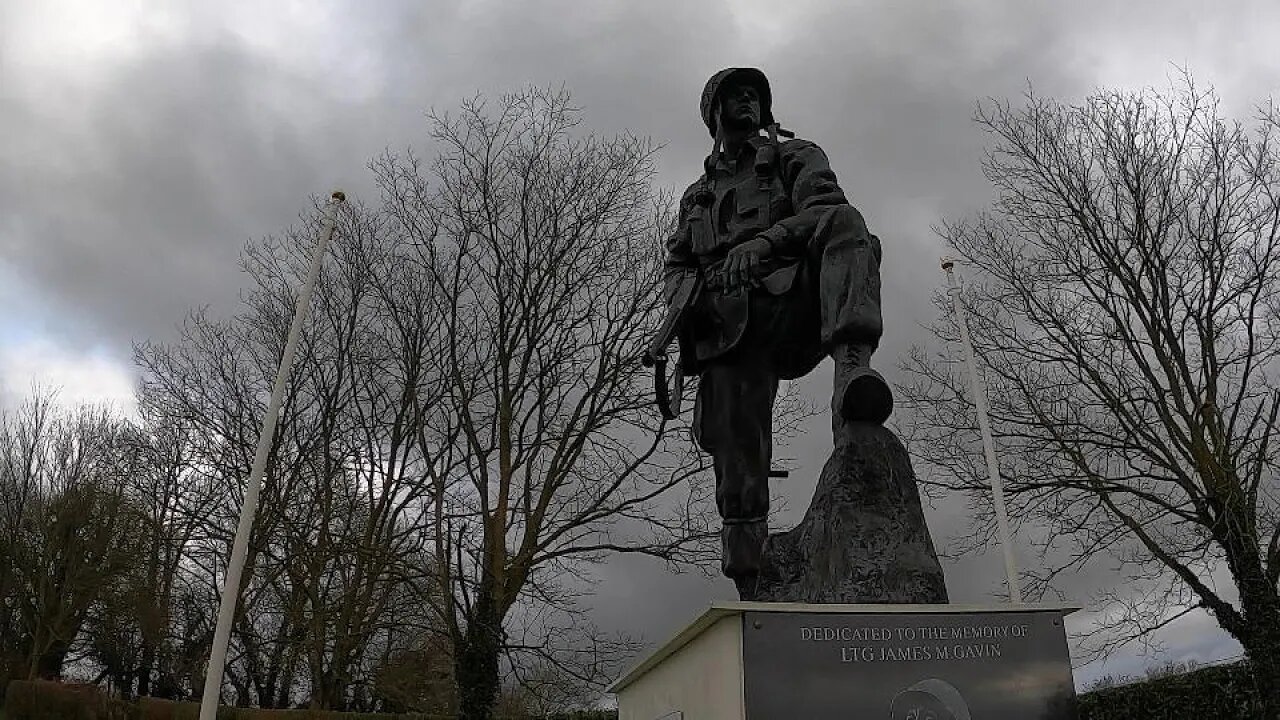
[649,67,895,598]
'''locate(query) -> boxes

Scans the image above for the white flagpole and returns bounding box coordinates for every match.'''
[198,191,346,719]
[941,257,1022,605]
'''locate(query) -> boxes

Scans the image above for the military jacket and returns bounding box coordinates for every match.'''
[665,135,849,375]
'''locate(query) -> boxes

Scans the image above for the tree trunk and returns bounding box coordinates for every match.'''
[277,645,301,708]
[154,666,181,700]
[1215,500,1280,719]
[1237,584,1280,720]
[27,634,70,680]
[455,592,503,720]
[1243,640,1280,720]
[137,642,155,697]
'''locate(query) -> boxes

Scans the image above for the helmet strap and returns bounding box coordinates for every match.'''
[705,128,723,177]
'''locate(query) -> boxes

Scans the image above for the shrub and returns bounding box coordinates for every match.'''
[143,709,447,720]
[140,707,433,720]
[3,679,138,720]
[6,684,619,720]
[1078,661,1260,720]
[137,697,231,720]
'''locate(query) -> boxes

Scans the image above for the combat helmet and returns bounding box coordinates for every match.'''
[700,67,774,137]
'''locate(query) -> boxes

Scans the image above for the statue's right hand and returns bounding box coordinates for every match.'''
[721,236,771,292]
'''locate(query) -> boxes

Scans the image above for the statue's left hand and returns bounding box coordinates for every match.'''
[721,236,772,292]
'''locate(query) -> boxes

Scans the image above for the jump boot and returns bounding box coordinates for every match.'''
[833,342,893,424]
[722,518,768,601]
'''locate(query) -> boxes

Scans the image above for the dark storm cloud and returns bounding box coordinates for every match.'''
[4,0,1277,686]
[3,39,381,347]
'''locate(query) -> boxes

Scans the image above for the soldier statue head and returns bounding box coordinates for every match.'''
[700,67,775,139]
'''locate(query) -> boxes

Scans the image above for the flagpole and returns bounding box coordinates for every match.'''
[941,257,1022,605]
[198,191,346,719]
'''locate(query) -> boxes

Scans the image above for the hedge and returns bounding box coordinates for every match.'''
[1078,661,1259,720]
[4,680,138,720]
[145,707,443,720]
[5,682,618,720]
[141,704,438,720]
[135,708,615,720]
[12,665,1266,720]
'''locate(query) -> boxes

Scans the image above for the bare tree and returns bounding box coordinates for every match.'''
[135,196,452,710]
[0,392,146,680]
[900,75,1280,716]
[369,632,456,714]
[75,418,213,700]
[372,87,717,720]
[0,392,50,683]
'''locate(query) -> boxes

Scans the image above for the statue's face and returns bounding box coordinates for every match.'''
[717,81,762,132]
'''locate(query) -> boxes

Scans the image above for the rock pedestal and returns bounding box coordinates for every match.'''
[751,421,948,603]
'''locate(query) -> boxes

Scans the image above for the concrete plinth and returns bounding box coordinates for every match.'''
[609,602,1080,720]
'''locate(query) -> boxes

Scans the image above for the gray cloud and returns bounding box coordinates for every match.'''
[4,0,1278,690]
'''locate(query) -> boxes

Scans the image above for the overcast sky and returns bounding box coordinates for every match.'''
[4,0,1279,692]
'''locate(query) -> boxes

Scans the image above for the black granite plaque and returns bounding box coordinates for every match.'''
[741,610,1077,720]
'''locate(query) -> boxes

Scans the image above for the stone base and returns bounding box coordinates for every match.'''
[750,422,948,604]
